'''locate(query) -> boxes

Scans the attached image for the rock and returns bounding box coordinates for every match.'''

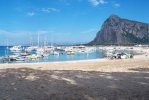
[89,14,149,45]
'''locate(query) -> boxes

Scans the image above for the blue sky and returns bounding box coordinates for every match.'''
[0,0,149,45]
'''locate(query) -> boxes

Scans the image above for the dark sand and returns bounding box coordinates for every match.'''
[0,59,149,100]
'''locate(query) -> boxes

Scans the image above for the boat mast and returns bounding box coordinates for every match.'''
[5,39,8,56]
[30,36,33,46]
[38,32,40,47]
[7,40,8,55]
[44,37,47,47]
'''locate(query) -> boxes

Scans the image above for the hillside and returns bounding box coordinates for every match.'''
[89,14,149,45]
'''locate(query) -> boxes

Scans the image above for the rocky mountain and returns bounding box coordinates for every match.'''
[89,14,149,45]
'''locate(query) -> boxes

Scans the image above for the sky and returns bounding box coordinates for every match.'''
[0,0,149,45]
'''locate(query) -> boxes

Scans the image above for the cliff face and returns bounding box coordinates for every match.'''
[89,14,149,45]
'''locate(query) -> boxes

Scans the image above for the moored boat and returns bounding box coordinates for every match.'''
[10,45,22,52]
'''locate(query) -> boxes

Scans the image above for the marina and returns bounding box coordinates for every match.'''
[0,45,142,64]
[0,45,104,63]
[0,0,148,99]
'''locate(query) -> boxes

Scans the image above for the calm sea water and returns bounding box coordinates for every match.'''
[0,46,104,63]
[0,46,13,56]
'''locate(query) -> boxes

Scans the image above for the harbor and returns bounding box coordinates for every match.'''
[0,0,149,99]
[1,45,149,64]
[0,45,104,63]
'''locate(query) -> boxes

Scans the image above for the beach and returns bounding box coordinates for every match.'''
[0,0,149,99]
[0,55,149,100]
[0,46,149,100]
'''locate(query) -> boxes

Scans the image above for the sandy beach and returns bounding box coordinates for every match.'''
[0,46,149,100]
[0,56,149,100]
[0,0,149,99]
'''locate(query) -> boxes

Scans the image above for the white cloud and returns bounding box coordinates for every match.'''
[27,12,35,16]
[41,8,60,13]
[114,3,120,8]
[99,0,107,4]
[26,7,60,16]
[89,0,107,6]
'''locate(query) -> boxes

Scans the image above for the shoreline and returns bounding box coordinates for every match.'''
[1,45,149,64]
[0,58,107,65]
[0,53,148,65]
[0,45,149,71]
[0,57,149,72]
[0,48,149,100]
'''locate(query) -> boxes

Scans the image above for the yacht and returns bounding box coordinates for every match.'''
[26,46,38,52]
[10,45,22,52]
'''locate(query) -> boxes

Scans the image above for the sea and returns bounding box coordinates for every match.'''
[0,46,104,63]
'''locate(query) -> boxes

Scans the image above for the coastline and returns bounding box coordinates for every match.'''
[0,57,149,72]
[0,47,149,99]
[0,46,149,70]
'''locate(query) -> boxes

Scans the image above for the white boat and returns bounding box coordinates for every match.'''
[16,57,25,61]
[42,53,49,57]
[10,45,22,52]
[36,48,44,54]
[72,45,88,53]
[73,45,86,50]
[44,46,55,51]
[26,54,42,59]
[26,46,38,52]
[66,50,75,55]
[9,55,19,58]
[51,51,59,55]
[65,46,73,52]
